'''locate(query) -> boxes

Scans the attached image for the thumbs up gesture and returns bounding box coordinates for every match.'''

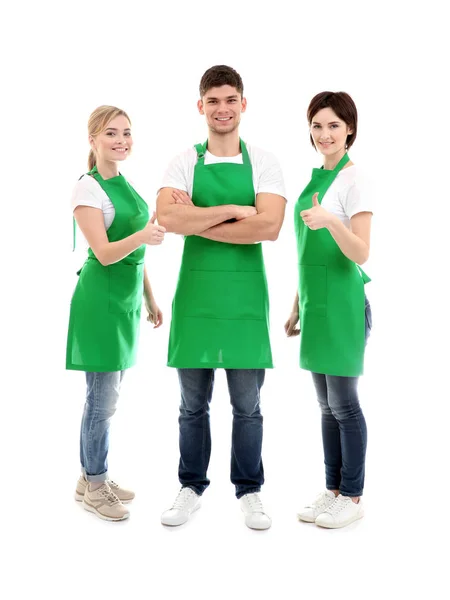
[300,193,332,230]
[141,211,166,245]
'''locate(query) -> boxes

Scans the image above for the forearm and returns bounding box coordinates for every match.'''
[143,266,154,304]
[291,291,299,315]
[327,216,369,264]
[158,204,238,235]
[96,231,145,266]
[198,213,279,244]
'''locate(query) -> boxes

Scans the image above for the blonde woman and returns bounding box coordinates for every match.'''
[66,106,165,521]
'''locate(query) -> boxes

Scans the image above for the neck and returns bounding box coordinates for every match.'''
[207,130,241,157]
[323,148,347,170]
[96,159,119,179]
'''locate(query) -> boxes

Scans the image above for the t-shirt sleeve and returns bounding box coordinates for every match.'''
[71,176,105,212]
[342,176,374,219]
[254,150,287,199]
[159,151,191,192]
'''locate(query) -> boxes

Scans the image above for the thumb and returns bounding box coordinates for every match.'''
[149,211,157,224]
[312,193,319,207]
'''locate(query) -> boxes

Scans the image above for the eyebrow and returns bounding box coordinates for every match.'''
[312,121,341,125]
[105,127,131,131]
[206,95,239,100]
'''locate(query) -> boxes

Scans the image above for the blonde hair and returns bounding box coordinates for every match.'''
[88,105,131,170]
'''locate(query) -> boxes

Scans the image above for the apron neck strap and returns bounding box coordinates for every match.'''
[333,152,350,172]
[239,138,251,165]
[194,139,250,165]
[88,165,102,182]
[194,142,207,165]
[320,153,350,172]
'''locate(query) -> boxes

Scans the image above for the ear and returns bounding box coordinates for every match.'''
[197,99,204,115]
[241,97,247,113]
[347,127,354,135]
[88,135,96,150]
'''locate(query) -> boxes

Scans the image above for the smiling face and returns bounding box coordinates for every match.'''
[89,114,133,163]
[197,85,247,135]
[310,107,353,159]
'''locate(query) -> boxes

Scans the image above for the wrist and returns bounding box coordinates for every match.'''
[135,229,146,245]
[326,214,340,231]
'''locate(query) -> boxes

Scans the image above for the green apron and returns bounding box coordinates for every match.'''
[66,166,149,372]
[294,153,370,377]
[168,139,272,369]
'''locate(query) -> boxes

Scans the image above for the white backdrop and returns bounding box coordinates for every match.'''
[2,0,447,598]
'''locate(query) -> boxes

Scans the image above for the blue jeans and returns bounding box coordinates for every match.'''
[311,298,372,497]
[80,371,124,482]
[177,369,265,499]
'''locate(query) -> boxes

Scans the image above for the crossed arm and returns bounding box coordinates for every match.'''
[156,187,286,243]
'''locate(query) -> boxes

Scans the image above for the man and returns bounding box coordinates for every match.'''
[157,65,286,530]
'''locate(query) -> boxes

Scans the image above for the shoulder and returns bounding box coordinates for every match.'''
[337,165,374,215]
[73,173,104,195]
[245,143,282,168]
[71,174,109,209]
[339,164,373,188]
[169,147,198,168]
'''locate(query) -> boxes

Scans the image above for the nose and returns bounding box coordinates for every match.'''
[320,129,332,141]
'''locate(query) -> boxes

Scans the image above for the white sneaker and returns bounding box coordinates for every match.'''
[240,493,272,530]
[161,487,201,526]
[315,494,364,529]
[297,490,336,523]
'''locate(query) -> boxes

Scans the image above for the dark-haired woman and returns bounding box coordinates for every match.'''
[285,92,373,529]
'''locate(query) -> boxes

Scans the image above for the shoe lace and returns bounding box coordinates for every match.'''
[172,488,196,510]
[108,480,119,490]
[244,493,264,513]
[99,486,120,505]
[326,496,350,516]
[310,491,331,509]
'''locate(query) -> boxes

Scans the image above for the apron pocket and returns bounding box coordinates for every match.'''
[180,270,266,320]
[299,265,327,317]
[108,262,144,314]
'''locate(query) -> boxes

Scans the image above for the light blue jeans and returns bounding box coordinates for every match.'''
[80,371,125,482]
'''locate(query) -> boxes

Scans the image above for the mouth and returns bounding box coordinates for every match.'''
[319,142,333,147]
[112,148,128,153]
[215,117,232,122]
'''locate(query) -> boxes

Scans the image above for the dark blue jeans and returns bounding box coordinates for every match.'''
[177,368,265,499]
[311,298,372,497]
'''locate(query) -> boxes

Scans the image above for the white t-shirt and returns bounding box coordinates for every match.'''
[321,165,373,228]
[160,143,286,199]
[71,174,115,230]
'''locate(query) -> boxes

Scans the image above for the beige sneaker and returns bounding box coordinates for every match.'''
[75,475,135,503]
[82,482,129,521]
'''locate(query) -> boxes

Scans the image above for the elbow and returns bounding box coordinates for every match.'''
[97,254,110,267]
[358,248,370,265]
[94,247,112,266]
[267,223,282,242]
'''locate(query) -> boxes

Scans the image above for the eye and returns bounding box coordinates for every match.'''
[331,124,339,129]
[312,125,320,129]
[124,132,131,136]
[228,99,237,103]
[106,132,115,136]
[208,100,217,104]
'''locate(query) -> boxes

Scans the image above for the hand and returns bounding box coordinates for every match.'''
[284,312,300,337]
[145,298,163,328]
[172,189,194,206]
[141,212,166,245]
[234,205,258,220]
[300,193,333,230]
